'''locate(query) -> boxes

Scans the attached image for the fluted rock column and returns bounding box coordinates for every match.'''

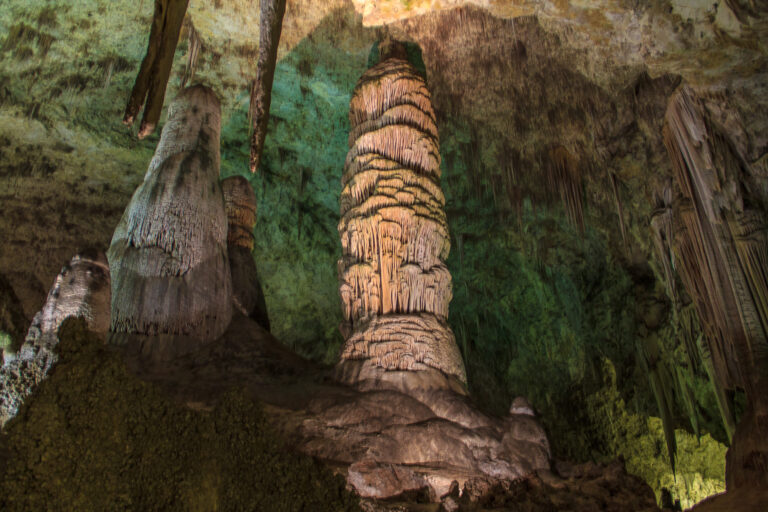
[108,85,232,361]
[221,176,270,331]
[336,46,466,391]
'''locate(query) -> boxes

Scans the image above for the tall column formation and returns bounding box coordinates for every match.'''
[221,176,270,331]
[108,85,232,361]
[336,43,466,389]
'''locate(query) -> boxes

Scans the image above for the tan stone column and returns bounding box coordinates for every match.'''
[336,46,466,391]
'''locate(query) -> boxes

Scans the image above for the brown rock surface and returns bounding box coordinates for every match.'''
[221,175,271,331]
[108,85,232,362]
[124,312,551,501]
[337,50,466,389]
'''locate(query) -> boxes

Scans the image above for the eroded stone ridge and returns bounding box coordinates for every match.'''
[108,85,232,361]
[222,176,271,331]
[1,252,110,427]
[338,55,466,385]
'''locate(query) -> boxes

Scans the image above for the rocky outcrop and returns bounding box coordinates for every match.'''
[222,176,270,331]
[336,45,466,390]
[1,251,110,427]
[108,85,232,362]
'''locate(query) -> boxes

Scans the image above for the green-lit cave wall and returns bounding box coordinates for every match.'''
[0,0,736,507]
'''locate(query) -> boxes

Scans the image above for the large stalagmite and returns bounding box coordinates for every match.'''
[221,176,270,331]
[108,85,232,361]
[336,44,466,390]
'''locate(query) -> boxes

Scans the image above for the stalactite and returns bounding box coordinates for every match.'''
[664,84,768,489]
[249,0,286,173]
[180,19,200,89]
[650,180,677,304]
[664,86,768,405]
[698,333,737,443]
[222,175,270,332]
[546,146,584,232]
[336,43,466,388]
[109,85,232,361]
[123,0,190,139]
[610,173,628,247]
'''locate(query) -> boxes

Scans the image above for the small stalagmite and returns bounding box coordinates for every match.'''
[108,85,232,361]
[336,42,466,391]
[1,251,110,427]
[221,175,270,331]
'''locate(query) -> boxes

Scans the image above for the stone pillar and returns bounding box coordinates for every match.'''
[108,85,232,361]
[221,175,270,331]
[336,47,466,391]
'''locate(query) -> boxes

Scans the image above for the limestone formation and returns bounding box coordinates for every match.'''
[124,0,190,139]
[249,0,287,173]
[1,251,110,427]
[222,176,270,331]
[108,85,232,361]
[663,85,768,489]
[336,46,466,388]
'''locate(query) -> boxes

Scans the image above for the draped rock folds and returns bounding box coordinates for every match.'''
[663,85,768,489]
[108,85,232,361]
[337,55,466,387]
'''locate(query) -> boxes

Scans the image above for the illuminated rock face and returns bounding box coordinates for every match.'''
[108,85,232,361]
[221,176,270,331]
[337,53,466,388]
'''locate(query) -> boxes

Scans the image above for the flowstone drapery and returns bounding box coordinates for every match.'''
[108,85,232,362]
[663,85,768,490]
[222,176,270,331]
[336,47,466,390]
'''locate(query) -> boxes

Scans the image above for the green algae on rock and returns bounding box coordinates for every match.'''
[0,318,359,512]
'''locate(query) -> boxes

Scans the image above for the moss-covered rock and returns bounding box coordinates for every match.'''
[0,318,359,511]
[584,359,726,509]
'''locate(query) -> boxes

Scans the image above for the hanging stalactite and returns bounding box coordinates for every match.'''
[123,0,190,139]
[663,84,768,489]
[649,180,677,304]
[610,172,628,248]
[180,19,201,88]
[249,0,286,173]
[546,146,584,232]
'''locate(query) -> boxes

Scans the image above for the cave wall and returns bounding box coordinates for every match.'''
[2,0,766,507]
